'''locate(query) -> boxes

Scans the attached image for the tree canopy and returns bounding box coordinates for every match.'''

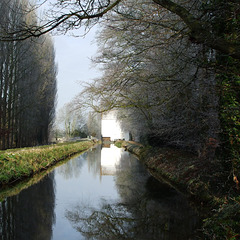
[0,0,239,59]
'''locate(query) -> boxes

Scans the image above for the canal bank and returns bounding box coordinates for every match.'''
[120,141,240,239]
[0,140,97,187]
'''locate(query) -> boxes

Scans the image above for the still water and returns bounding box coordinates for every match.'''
[0,145,200,240]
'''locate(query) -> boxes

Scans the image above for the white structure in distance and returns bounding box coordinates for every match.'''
[101,111,129,141]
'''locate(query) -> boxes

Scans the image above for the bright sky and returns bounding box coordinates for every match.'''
[53,27,100,110]
[37,0,101,111]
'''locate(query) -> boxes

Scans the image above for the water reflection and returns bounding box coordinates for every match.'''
[86,146,101,178]
[57,154,85,179]
[0,173,55,240]
[100,145,122,175]
[66,146,200,240]
[0,145,200,240]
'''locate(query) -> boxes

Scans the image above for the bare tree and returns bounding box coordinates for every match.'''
[75,0,220,156]
[55,102,88,139]
[0,0,57,149]
[0,0,239,60]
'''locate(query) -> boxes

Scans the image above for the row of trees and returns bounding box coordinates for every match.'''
[0,0,57,149]
[53,0,239,163]
[16,0,236,165]
[73,0,220,156]
[2,0,236,168]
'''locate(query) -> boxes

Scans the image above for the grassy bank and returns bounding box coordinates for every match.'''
[0,140,95,186]
[117,140,240,239]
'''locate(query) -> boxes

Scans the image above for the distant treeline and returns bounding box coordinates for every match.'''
[0,0,57,149]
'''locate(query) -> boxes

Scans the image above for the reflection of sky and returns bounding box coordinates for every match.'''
[0,144,200,239]
[52,149,121,240]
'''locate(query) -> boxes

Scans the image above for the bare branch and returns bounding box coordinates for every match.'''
[153,0,240,59]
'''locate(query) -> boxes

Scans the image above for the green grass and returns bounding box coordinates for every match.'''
[114,140,124,148]
[0,140,95,186]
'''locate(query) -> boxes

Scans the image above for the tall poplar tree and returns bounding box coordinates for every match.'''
[0,0,57,149]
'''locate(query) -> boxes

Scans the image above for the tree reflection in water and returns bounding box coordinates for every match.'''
[0,172,55,240]
[66,202,136,239]
[66,149,200,240]
[66,190,199,240]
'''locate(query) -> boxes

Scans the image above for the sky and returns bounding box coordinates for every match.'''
[53,27,100,111]
[37,0,101,111]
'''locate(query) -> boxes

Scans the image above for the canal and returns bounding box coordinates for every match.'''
[0,145,201,240]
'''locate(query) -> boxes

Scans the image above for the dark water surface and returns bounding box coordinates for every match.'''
[0,145,201,240]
